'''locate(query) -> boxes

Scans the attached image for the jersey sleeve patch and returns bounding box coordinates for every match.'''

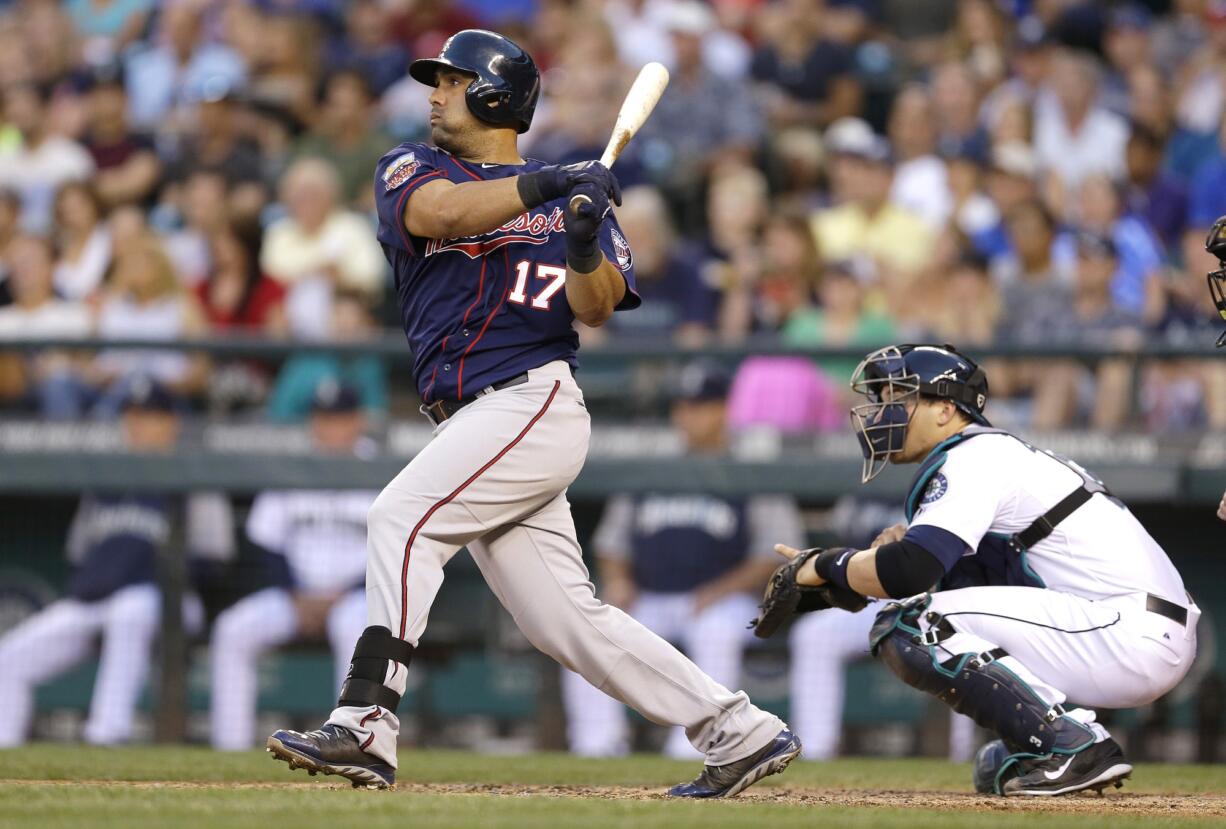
[383,153,420,192]
[920,472,948,507]
[610,227,633,273]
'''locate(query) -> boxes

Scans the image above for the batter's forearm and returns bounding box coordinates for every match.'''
[404,177,533,239]
[566,258,625,327]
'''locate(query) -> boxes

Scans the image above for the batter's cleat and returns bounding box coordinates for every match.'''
[266,725,395,789]
[667,729,802,798]
[1002,738,1132,797]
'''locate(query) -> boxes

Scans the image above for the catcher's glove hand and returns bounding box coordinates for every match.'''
[749,547,868,639]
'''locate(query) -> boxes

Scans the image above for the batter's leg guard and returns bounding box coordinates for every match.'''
[869,597,1094,792]
[337,626,415,714]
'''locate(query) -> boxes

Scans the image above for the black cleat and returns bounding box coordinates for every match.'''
[1002,738,1132,797]
[667,729,802,798]
[266,725,395,789]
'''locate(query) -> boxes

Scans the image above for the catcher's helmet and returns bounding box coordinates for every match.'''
[409,30,540,134]
[1204,216,1226,347]
[848,344,990,482]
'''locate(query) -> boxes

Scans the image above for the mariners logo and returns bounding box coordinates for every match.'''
[383,153,419,191]
[611,227,633,272]
[921,473,948,505]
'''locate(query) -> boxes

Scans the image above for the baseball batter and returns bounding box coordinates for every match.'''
[755,344,1197,796]
[266,30,799,797]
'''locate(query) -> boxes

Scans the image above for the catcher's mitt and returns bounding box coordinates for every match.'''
[750,547,868,639]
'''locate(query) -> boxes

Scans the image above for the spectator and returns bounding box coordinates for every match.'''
[89,233,210,414]
[931,60,989,163]
[783,262,896,386]
[162,169,229,287]
[703,162,770,339]
[750,0,862,130]
[637,1,760,232]
[887,84,952,229]
[923,250,1000,348]
[295,70,394,210]
[260,157,385,341]
[124,2,247,131]
[52,182,112,302]
[1100,5,1155,117]
[1125,123,1188,254]
[267,289,387,422]
[67,0,154,66]
[0,84,95,235]
[245,11,321,130]
[810,125,934,294]
[975,141,1040,260]
[197,220,286,335]
[325,0,410,96]
[80,65,162,210]
[740,209,824,334]
[0,379,228,746]
[603,0,751,80]
[210,381,374,751]
[595,186,720,346]
[0,189,24,306]
[1071,173,1164,318]
[1032,48,1129,188]
[562,362,804,758]
[0,234,92,418]
[1040,233,1143,430]
[946,0,1009,87]
[163,84,267,222]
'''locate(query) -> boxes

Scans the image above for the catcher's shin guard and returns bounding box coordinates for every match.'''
[868,597,1093,758]
[337,626,415,713]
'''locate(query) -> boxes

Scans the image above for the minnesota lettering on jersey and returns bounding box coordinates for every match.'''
[424,207,567,258]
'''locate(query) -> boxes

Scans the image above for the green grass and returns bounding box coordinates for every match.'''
[0,746,1222,829]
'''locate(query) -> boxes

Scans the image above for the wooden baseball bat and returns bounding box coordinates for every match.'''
[569,62,670,215]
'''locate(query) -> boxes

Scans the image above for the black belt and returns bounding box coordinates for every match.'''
[1146,593,1188,626]
[420,372,530,426]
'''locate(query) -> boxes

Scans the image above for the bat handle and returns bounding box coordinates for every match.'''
[568,193,592,215]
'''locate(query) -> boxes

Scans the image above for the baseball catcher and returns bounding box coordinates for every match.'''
[754,344,1198,796]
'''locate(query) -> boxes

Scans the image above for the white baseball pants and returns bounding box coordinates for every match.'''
[561,590,761,759]
[326,361,784,767]
[211,587,366,750]
[0,584,161,746]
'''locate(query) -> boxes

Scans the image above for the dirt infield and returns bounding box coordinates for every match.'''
[11,779,1223,819]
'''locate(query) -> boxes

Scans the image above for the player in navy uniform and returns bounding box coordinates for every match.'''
[0,379,229,745]
[267,30,799,796]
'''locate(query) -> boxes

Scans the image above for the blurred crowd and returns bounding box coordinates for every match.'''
[0,0,1221,431]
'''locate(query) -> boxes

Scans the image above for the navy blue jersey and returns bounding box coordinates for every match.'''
[65,494,171,602]
[373,143,641,402]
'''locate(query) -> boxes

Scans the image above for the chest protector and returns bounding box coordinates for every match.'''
[902,427,1111,591]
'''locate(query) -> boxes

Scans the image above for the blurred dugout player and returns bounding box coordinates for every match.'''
[563,363,804,758]
[210,382,377,750]
[0,379,230,746]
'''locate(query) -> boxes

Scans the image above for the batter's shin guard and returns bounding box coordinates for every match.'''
[868,598,1094,757]
[337,626,415,713]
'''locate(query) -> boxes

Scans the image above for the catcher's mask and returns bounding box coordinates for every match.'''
[849,344,990,483]
[1205,216,1226,347]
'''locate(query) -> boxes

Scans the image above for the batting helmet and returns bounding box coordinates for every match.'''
[849,344,990,482]
[409,30,540,134]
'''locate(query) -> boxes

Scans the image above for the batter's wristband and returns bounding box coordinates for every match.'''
[516,171,560,210]
[566,244,603,274]
[814,547,856,592]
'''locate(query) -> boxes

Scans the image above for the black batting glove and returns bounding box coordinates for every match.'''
[563,181,612,273]
[518,161,621,210]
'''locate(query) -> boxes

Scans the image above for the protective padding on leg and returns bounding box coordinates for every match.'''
[870,605,1093,757]
[337,626,415,713]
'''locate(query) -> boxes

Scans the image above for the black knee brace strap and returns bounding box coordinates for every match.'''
[337,626,415,713]
[869,598,1093,757]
